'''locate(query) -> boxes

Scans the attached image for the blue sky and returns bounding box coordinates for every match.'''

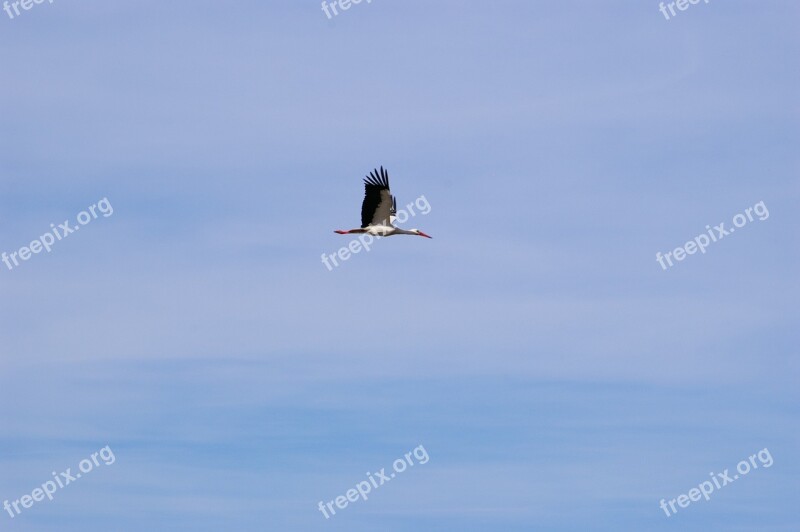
[1,1,798,530]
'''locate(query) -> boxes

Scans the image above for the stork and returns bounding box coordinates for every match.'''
[334,167,432,238]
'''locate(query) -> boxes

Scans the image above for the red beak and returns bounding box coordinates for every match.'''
[418,231,432,239]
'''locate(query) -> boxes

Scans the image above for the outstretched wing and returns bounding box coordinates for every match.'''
[390,196,397,224]
[361,167,393,228]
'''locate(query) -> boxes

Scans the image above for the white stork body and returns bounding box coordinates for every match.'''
[334,167,432,239]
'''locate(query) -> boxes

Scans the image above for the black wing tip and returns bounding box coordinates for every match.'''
[363,166,390,188]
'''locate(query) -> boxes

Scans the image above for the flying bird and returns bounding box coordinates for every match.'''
[334,167,432,238]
